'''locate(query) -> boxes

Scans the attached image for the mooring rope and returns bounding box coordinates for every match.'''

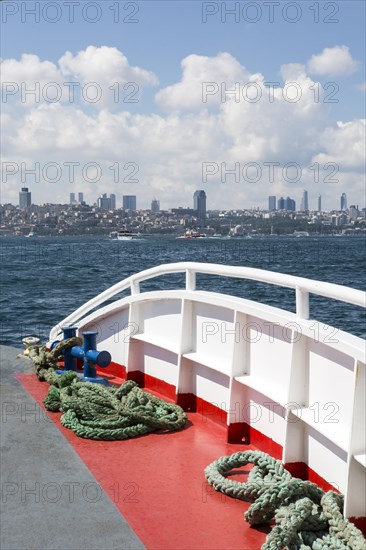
[205,450,366,550]
[28,342,187,440]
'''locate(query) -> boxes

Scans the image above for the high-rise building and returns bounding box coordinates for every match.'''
[278,196,296,211]
[70,193,76,204]
[268,196,276,211]
[151,199,160,212]
[97,193,116,209]
[193,190,206,226]
[277,197,285,210]
[285,197,296,211]
[349,205,358,220]
[318,195,322,212]
[97,193,110,209]
[78,192,84,203]
[301,190,309,212]
[341,193,347,211]
[123,195,137,210]
[19,187,31,208]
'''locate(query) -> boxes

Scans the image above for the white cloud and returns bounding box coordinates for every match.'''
[280,63,307,81]
[1,46,159,108]
[59,45,158,97]
[1,49,365,210]
[307,45,358,76]
[1,54,61,84]
[312,119,366,169]
[155,52,251,111]
[1,54,64,106]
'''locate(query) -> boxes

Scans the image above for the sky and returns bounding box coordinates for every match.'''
[1,0,365,211]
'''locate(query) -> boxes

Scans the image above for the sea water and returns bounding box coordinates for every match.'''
[1,235,365,347]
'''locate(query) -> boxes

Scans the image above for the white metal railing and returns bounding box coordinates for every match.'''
[49,262,366,341]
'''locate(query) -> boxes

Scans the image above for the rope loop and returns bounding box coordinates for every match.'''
[205,451,366,549]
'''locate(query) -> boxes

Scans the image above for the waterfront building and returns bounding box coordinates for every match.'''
[285,197,296,211]
[277,196,296,211]
[277,197,285,210]
[123,195,137,210]
[349,205,359,220]
[19,187,31,208]
[151,199,160,213]
[98,193,111,209]
[193,190,206,226]
[301,190,309,212]
[341,193,347,211]
[268,196,276,211]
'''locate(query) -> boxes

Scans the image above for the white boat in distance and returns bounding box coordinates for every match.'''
[48,262,366,529]
[109,230,140,240]
[177,229,207,238]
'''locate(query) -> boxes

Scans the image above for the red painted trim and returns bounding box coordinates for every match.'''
[350,517,366,536]
[195,395,228,426]
[126,370,176,401]
[284,462,341,494]
[176,393,196,412]
[228,422,283,459]
[284,462,309,481]
[102,361,126,379]
[176,394,228,426]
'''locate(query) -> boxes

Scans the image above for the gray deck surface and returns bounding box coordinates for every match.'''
[0,345,146,550]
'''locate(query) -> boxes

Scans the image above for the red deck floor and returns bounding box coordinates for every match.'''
[16,372,270,550]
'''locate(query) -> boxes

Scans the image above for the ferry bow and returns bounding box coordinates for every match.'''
[48,262,366,526]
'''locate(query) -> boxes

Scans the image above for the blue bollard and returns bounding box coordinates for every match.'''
[81,331,111,386]
[62,326,78,371]
[53,327,111,386]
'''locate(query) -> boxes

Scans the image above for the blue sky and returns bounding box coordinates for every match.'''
[1,1,365,209]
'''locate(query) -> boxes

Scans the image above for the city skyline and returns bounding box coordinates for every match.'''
[16,187,362,214]
[5,171,366,211]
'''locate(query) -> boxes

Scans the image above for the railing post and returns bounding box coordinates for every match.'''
[130,280,140,295]
[296,288,309,319]
[186,270,196,291]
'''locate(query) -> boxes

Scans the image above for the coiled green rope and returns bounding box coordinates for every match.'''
[205,450,366,549]
[28,342,187,440]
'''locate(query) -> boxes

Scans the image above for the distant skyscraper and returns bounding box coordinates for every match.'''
[78,192,84,203]
[70,192,76,204]
[268,196,276,211]
[285,196,296,211]
[19,187,31,208]
[341,193,347,211]
[318,195,322,212]
[278,196,296,211]
[301,190,309,212]
[193,190,206,226]
[123,195,137,210]
[110,194,116,209]
[151,198,160,212]
[97,193,110,209]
